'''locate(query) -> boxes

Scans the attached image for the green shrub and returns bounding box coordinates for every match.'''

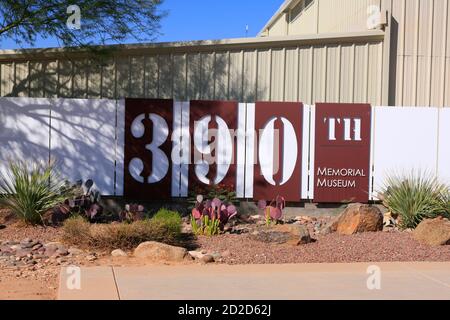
[381,171,450,229]
[0,161,73,225]
[151,208,182,238]
[62,209,183,250]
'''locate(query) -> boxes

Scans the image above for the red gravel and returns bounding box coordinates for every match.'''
[0,209,62,243]
[0,224,63,244]
[196,231,450,264]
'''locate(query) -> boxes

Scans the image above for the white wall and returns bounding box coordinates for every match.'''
[438,108,450,185]
[50,99,117,195]
[371,107,440,199]
[0,98,51,180]
[0,98,118,195]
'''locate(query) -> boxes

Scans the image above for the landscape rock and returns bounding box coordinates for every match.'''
[86,254,97,262]
[413,217,450,246]
[210,252,222,261]
[200,255,215,264]
[332,204,383,235]
[111,249,128,257]
[44,242,65,250]
[15,249,31,258]
[188,250,205,260]
[0,224,6,230]
[32,243,43,251]
[274,224,312,245]
[320,217,340,235]
[383,212,399,227]
[55,248,69,256]
[21,240,39,249]
[231,225,252,234]
[250,215,263,221]
[10,244,22,251]
[134,241,188,262]
[250,230,292,244]
[68,248,84,256]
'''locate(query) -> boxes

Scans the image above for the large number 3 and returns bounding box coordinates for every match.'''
[129,113,170,184]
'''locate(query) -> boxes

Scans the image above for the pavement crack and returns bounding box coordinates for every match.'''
[111,267,122,300]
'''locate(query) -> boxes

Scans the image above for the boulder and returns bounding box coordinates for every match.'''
[413,217,450,246]
[250,230,292,244]
[251,224,312,245]
[274,224,312,245]
[334,204,383,235]
[134,241,188,262]
[320,216,340,235]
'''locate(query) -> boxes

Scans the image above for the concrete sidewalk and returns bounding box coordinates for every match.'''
[58,262,450,300]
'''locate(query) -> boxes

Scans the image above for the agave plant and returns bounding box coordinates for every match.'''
[0,161,73,225]
[381,171,450,229]
[191,195,238,236]
[258,196,286,227]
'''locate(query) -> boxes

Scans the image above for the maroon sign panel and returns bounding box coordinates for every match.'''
[124,98,173,199]
[253,102,303,202]
[314,103,371,203]
[189,100,238,191]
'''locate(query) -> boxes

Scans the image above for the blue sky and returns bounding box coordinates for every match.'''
[0,0,281,50]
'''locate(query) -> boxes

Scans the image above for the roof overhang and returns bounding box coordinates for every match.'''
[258,0,297,37]
[0,31,385,61]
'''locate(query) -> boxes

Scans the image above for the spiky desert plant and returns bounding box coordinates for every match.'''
[257,196,286,227]
[0,161,72,225]
[190,195,237,236]
[381,171,450,229]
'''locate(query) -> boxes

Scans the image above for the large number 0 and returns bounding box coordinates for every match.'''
[259,117,298,186]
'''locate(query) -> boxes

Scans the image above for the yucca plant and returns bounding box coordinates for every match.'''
[381,171,450,230]
[0,161,73,225]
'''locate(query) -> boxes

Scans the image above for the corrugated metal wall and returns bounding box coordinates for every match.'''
[263,0,450,107]
[389,0,450,107]
[0,33,384,106]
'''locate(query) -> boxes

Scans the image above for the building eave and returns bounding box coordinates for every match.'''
[257,0,297,37]
[0,31,385,62]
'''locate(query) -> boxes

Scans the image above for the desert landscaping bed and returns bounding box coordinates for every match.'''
[2,208,450,300]
[1,167,449,300]
[196,231,450,265]
[2,225,450,300]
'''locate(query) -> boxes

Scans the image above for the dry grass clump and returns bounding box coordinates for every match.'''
[62,209,182,250]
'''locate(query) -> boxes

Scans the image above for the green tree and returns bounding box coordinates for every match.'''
[0,0,165,48]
